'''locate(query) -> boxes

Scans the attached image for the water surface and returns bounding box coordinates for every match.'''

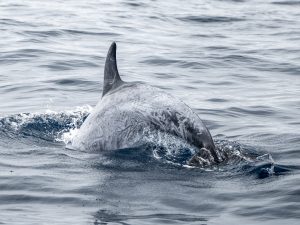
[0,0,299,224]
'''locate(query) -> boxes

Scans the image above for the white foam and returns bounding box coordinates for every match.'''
[55,105,94,144]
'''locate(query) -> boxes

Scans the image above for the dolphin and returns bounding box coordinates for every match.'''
[72,42,220,166]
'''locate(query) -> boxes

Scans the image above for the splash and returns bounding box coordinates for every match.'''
[0,105,93,141]
[0,107,279,177]
[142,129,249,168]
[141,129,197,166]
[144,135,276,177]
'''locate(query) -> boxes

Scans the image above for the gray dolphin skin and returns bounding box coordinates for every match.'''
[72,42,220,166]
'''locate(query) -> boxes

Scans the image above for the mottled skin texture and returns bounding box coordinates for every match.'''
[72,42,219,165]
[73,82,218,161]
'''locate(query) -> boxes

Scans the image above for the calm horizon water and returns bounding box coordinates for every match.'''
[0,0,299,224]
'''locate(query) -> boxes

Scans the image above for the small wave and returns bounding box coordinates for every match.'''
[140,57,181,66]
[49,78,95,86]
[23,30,63,38]
[123,1,147,7]
[206,98,228,103]
[0,18,36,27]
[94,210,207,224]
[0,49,49,65]
[22,29,121,38]
[39,60,98,71]
[0,193,84,205]
[227,106,276,117]
[62,29,120,37]
[272,1,300,5]
[178,16,245,23]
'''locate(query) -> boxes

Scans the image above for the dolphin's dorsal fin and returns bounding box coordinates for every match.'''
[102,42,123,96]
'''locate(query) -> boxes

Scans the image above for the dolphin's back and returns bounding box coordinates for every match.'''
[72,42,218,164]
[72,82,215,154]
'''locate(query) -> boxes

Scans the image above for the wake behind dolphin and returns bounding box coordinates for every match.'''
[72,42,221,166]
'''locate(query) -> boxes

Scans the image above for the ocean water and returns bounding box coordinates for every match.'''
[0,0,300,224]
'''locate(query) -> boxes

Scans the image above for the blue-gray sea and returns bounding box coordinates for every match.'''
[0,0,300,224]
